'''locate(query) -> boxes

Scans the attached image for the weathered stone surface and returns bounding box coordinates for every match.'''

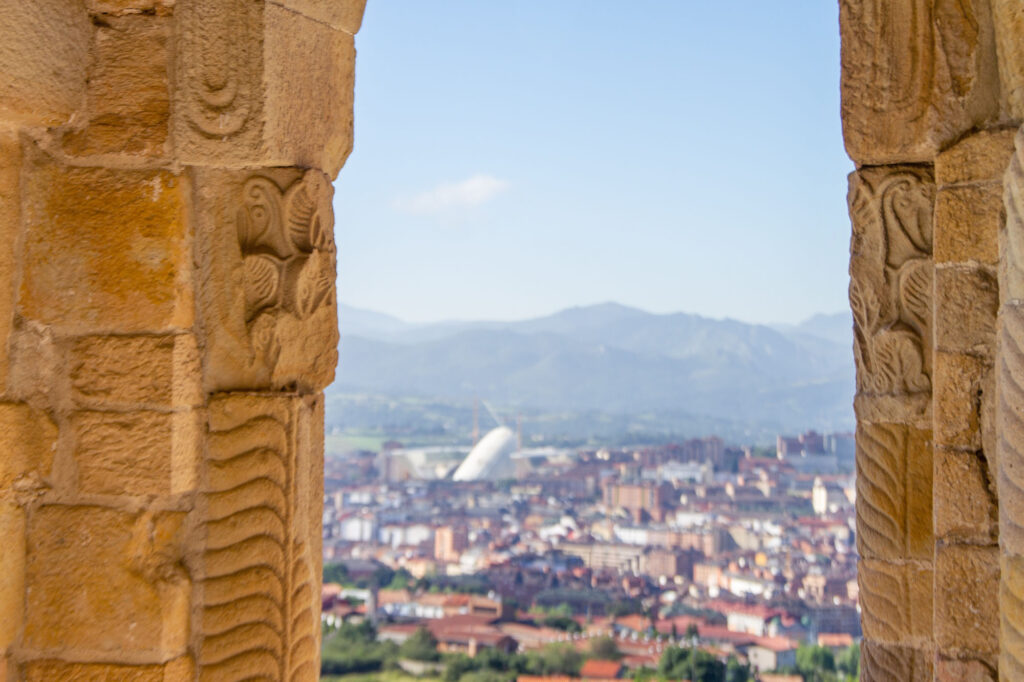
[85,0,175,16]
[934,351,987,449]
[70,334,202,410]
[23,657,193,682]
[935,184,1003,265]
[856,423,933,562]
[1001,554,1024,680]
[934,447,998,542]
[73,410,200,497]
[840,0,1000,164]
[19,146,192,334]
[62,15,171,158]
[0,403,57,491]
[859,559,933,644]
[936,545,1000,654]
[860,641,933,682]
[196,394,321,682]
[0,132,21,391]
[0,502,25,654]
[24,505,189,654]
[936,127,1017,185]
[274,0,367,33]
[935,657,998,682]
[998,303,1024,553]
[1004,128,1024,302]
[192,168,338,393]
[173,0,356,175]
[849,166,934,401]
[934,265,998,355]
[993,0,1024,119]
[0,1,90,126]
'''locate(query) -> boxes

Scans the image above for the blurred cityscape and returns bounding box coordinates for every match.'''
[320,420,860,681]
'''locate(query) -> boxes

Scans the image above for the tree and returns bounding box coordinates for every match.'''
[657,646,725,682]
[725,655,751,682]
[398,626,440,662]
[685,623,700,641]
[796,643,836,679]
[323,562,351,586]
[836,643,859,679]
[589,636,623,661]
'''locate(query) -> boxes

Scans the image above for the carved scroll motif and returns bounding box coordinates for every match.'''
[177,0,259,138]
[236,172,336,372]
[856,424,905,560]
[1001,555,1024,680]
[849,168,935,396]
[197,397,318,682]
[858,561,909,642]
[860,641,931,682]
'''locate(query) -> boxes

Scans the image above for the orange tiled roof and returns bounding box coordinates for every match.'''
[579,659,623,678]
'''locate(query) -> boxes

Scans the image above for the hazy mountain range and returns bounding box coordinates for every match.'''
[331,303,855,435]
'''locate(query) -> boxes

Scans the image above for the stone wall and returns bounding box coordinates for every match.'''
[841,1,1022,679]
[0,1,364,680]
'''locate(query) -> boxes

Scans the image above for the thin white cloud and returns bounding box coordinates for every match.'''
[395,174,509,215]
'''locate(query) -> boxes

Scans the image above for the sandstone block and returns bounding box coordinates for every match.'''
[1004,128,1024,303]
[0,502,25,653]
[935,657,997,682]
[73,410,200,497]
[24,504,189,655]
[0,132,21,390]
[23,657,193,682]
[840,0,1000,164]
[1000,554,1024,679]
[856,423,933,561]
[273,0,366,33]
[934,447,998,543]
[197,394,321,682]
[849,167,934,399]
[62,14,170,158]
[935,184,1003,265]
[85,0,175,16]
[936,545,1000,654]
[859,559,933,645]
[192,168,338,393]
[936,128,1017,185]
[934,351,986,449]
[934,265,998,355]
[860,641,933,682]
[0,403,57,490]
[994,0,1024,119]
[70,334,202,410]
[173,0,356,175]
[998,305,1024,553]
[18,146,192,334]
[0,1,90,126]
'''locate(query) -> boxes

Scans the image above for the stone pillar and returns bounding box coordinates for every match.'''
[841,0,1009,679]
[0,1,364,680]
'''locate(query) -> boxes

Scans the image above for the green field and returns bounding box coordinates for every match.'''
[325,433,389,454]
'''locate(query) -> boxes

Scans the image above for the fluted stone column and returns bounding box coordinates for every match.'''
[0,1,364,679]
[841,1,1015,679]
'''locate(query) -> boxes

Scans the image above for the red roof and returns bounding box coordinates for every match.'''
[580,659,623,679]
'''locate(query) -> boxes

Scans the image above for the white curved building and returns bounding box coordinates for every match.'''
[451,426,517,481]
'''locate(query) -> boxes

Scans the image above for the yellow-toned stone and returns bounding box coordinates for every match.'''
[273,0,366,34]
[0,132,21,391]
[0,403,57,490]
[934,447,998,543]
[19,146,193,334]
[936,128,1017,185]
[73,410,200,496]
[934,351,986,449]
[856,423,933,561]
[0,0,90,126]
[993,0,1024,119]
[174,2,359,176]
[936,545,1000,655]
[934,265,998,355]
[24,504,188,655]
[70,334,202,410]
[85,0,175,16]
[935,184,1003,265]
[0,502,25,653]
[62,14,171,158]
[840,0,1000,164]
[23,656,193,682]
[935,657,997,682]
[860,641,933,682]
[859,559,933,644]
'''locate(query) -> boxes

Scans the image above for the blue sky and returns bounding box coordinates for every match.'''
[333,1,853,325]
